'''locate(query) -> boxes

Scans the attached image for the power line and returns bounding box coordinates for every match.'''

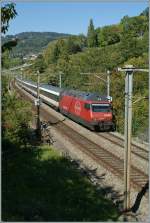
[80,70,111,98]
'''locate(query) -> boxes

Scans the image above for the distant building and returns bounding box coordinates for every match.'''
[23,54,38,61]
[30,54,38,60]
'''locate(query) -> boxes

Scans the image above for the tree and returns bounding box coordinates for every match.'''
[97,25,121,47]
[77,34,87,48]
[2,3,19,67]
[121,15,148,38]
[2,50,10,68]
[34,54,46,73]
[87,19,98,47]
[1,3,17,34]
[65,37,81,54]
[140,7,149,17]
[2,75,32,148]
[2,38,18,53]
[52,43,60,63]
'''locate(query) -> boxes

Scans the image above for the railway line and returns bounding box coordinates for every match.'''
[98,132,148,162]
[52,122,148,190]
[13,81,148,192]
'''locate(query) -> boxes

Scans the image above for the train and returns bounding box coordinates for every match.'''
[16,77,116,131]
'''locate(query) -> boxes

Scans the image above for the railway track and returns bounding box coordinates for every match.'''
[53,123,148,190]
[98,132,148,162]
[13,82,149,192]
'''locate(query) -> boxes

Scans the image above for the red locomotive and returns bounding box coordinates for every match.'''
[59,89,116,131]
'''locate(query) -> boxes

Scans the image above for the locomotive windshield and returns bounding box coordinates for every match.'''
[92,104,111,112]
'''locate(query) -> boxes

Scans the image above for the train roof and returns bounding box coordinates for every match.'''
[16,77,112,101]
[24,79,37,86]
[61,89,111,101]
[16,78,37,87]
[40,84,62,93]
[16,77,61,93]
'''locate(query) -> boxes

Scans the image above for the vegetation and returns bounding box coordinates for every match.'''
[87,19,98,47]
[2,32,71,69]
[2,5,148,221]
[1,3,17,34]
[1,3,71,68]
[1,3,20,68]
[3,7,147,136]
[2,75,119,221]
[2,32,71,58]
[2,50,23,69]
[3,145,119,221]
[24,8,148,138]
[2,75,33,149]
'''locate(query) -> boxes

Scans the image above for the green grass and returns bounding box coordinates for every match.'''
[2,144,120,221]
[39,146,60,160]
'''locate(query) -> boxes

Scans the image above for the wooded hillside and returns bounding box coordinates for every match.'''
[4,7,149,140]
[24,8,148,140]
[2,31,71,57]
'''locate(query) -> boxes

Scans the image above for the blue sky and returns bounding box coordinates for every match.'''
[5,1,148,36]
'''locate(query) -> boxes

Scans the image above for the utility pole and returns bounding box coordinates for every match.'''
[21,68,23,79]
[107,70,110,98]
[59,72,62,88]
[124,66,133,212]
[118,65,149,214]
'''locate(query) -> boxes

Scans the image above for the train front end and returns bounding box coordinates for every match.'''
[90,102,116,131]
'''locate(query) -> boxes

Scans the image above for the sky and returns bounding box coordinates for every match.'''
[4,1,149,36]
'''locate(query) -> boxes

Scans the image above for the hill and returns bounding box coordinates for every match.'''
[2,8,149,140]
[2,31,71,57]
[25,8,148,140]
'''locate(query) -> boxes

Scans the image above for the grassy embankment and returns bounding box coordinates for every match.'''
[3,145,120,221]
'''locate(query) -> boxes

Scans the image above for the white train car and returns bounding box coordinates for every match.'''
[16,78,61,109]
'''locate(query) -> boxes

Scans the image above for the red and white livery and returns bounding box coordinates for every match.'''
[59,89,116,131]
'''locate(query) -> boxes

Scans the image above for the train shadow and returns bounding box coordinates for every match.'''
[2,137,122,221]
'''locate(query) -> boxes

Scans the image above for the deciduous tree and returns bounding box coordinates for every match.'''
[1,3,17,34]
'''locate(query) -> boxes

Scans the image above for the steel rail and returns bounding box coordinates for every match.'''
[13,82,149,192]
[98,132,148,161]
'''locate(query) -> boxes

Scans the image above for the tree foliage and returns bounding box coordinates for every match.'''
[2,76,32,148]
[97,25,121,47]
[22,9,149,138]
[1,3,20,67]
[121,15,148,38]
[2,38,18,53]
[87,19,98,47]
[1,3,17,34]
[140,7,149,17]
[33,54,47,73]
[2,49,23,69]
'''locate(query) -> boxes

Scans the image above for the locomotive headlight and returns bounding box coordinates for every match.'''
[93,118,97,121]
[104,114,112,117]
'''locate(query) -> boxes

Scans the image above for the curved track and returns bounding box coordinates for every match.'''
[54,123,148,190]
[13,82,149,192]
